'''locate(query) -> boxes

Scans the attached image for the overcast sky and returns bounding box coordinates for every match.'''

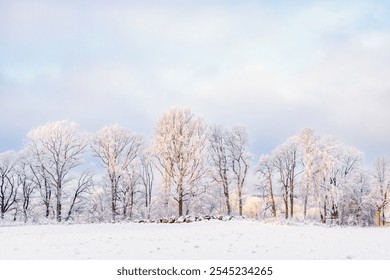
[1,0,389,164]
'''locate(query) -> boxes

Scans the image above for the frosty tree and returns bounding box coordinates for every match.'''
[139,154,154,219]
[256,154,276,218]
[151,107,207,217]
[208,125,232,215]
[27,121,88,222]
[29,155,52,219]
[271,136,300,219]
[65,169,94,222]
[315,139,362,224]
[299,128,321,219]
[372,157,390,226]
[0,151,18,219]
[15,150,36,222]
[225,126,250,216]
[338,169,375,226]
[91,124,143,221]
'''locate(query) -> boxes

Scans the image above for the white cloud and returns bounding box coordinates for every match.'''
[1,0,390,161]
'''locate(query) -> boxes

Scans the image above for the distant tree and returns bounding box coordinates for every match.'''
[15,151,36,222]
[0,151,18,219]
[225,126,250,217]
[151,108,207,217]
[299,128,321,219]
[271,136,300,219]
[119,163,139,219]
[372,157,390,227]
[208,125,232,215]
[91,124,143,221]
[139,155,154,219]
[65,170,94,222]
[256,155,276,218]
[29,160,52,219]
[27,121,88,222]
[339,170,375,226]
[314,138,362,224]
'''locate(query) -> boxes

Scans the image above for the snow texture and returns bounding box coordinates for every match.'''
[1,220,389,260]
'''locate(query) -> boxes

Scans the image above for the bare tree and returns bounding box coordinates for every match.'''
[91,124,143,221]
[27,121,88,222]
[226,126,250,216]
[119,165,139,219]
[151,108,207,217]
[372,157,390,227]
[15,151,37,222]
[339,169,375,226]
[256,155,276,218]
[66,170,94,221]
[314,138,362,224]
[271,136,300,219]
[208,125,231,215]
[0,151,18,219]
[30,162,52,219]
[139,155,154,219]
[299,128,321,219]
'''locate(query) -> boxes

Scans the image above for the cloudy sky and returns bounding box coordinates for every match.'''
[1,0,389,163]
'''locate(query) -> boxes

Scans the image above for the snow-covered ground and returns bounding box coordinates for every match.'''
[1,220,389,260]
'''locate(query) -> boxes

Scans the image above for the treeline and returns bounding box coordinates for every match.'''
[0,108,389,226]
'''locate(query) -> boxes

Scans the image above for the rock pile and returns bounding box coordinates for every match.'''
[133,215,243,224]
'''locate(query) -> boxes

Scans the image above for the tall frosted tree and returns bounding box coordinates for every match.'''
[256,154,276,218]
[208,125,232,215]
[271,136,300,219]
[0,151,18,219]
[372,157,390,226]
[299,128,321,219]
[226,126,250,216]
[15,150,36,223]
[313,137,362,224]
[27,121,87,222]
[151,108,207,217]
[139,154,154,219]
[91,124,143,221]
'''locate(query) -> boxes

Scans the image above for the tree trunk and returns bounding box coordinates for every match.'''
[178,179,183,217]
[377,207,382,227]
[269,182,276,218]
[382,207,386,226]
[56,183,62,222]
[111,179,117,222]
[222,166,231,215]
[303,196,308,220]
[224,184,231,215]
[56,201,61,222]
[147,185,152,220]
[1,195,4,219]
[238,189,243,216]
[23,196,29,223]
[284,196,288,219]
[13,209,17,221]
[45,202,50,218]
[129,188,134,220]
[321,199,327,223]
[24,210,28,223]
[289,172,294,218]
[145,184,149,218]
[303,181,309,219]
[284,185,289,219]
[66,193,78,222]
[382,193,387,226]
[178,197,183,216]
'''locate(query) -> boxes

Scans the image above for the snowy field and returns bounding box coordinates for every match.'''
[1,220,389,260]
